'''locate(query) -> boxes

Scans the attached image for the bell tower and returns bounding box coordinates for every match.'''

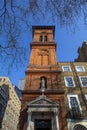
[29,26,57,66]
[25,26,61,90]
[18,26,67,130]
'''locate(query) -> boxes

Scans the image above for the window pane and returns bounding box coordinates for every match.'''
[40,36,43,41]
[70,97,80,112]
[70,97,78,108]
[76,66,84,72]
[80,77,87,86]
[62,66,71,72]
[65,77,74,87]
[44,36,47,42]
[85,94,87,100]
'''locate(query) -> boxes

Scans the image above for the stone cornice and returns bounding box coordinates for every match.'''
[22,89,65,94]
[30,42,56,48]
[26,70,61,73]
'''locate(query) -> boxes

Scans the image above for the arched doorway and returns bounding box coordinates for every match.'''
[74,124,87,130]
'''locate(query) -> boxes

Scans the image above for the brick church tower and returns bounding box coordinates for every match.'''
[18,26,67,130]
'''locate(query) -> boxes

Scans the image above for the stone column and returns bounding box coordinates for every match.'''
[54,110,59,130]
[55,111,59,130]
[27,111,32,130]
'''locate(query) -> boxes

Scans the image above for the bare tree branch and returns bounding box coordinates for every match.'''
[0,0,87,73]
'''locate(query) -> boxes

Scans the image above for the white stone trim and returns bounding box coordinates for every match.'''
[85,94,87,100]
[27,112,32,130]
[67,94,82,111]
[62,66,72,72]
[55,111,59,130]
[75,66,85,72]
[27,95,59,130]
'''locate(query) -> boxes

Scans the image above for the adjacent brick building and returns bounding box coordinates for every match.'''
[18,26,87,130]
[59,62,87,130]
[75,42,87,62]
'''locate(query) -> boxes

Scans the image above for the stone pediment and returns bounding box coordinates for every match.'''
[27,95,58,107]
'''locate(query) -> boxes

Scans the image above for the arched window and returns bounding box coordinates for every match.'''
[44,36,48,42]
[40,36,43,42]
[40,77,47,89]
[74,124,87,130]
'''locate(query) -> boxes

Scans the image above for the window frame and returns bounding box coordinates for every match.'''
[64,76,75,87]
[40,35,43,42]
[75,66,85,72]
[85,94,87,100]
[79,76,87,87]
[44,35,48,42]
[67,94,82,111]
[62,66,72,72]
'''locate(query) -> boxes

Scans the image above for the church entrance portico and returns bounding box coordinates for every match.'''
[27,95,59,130]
